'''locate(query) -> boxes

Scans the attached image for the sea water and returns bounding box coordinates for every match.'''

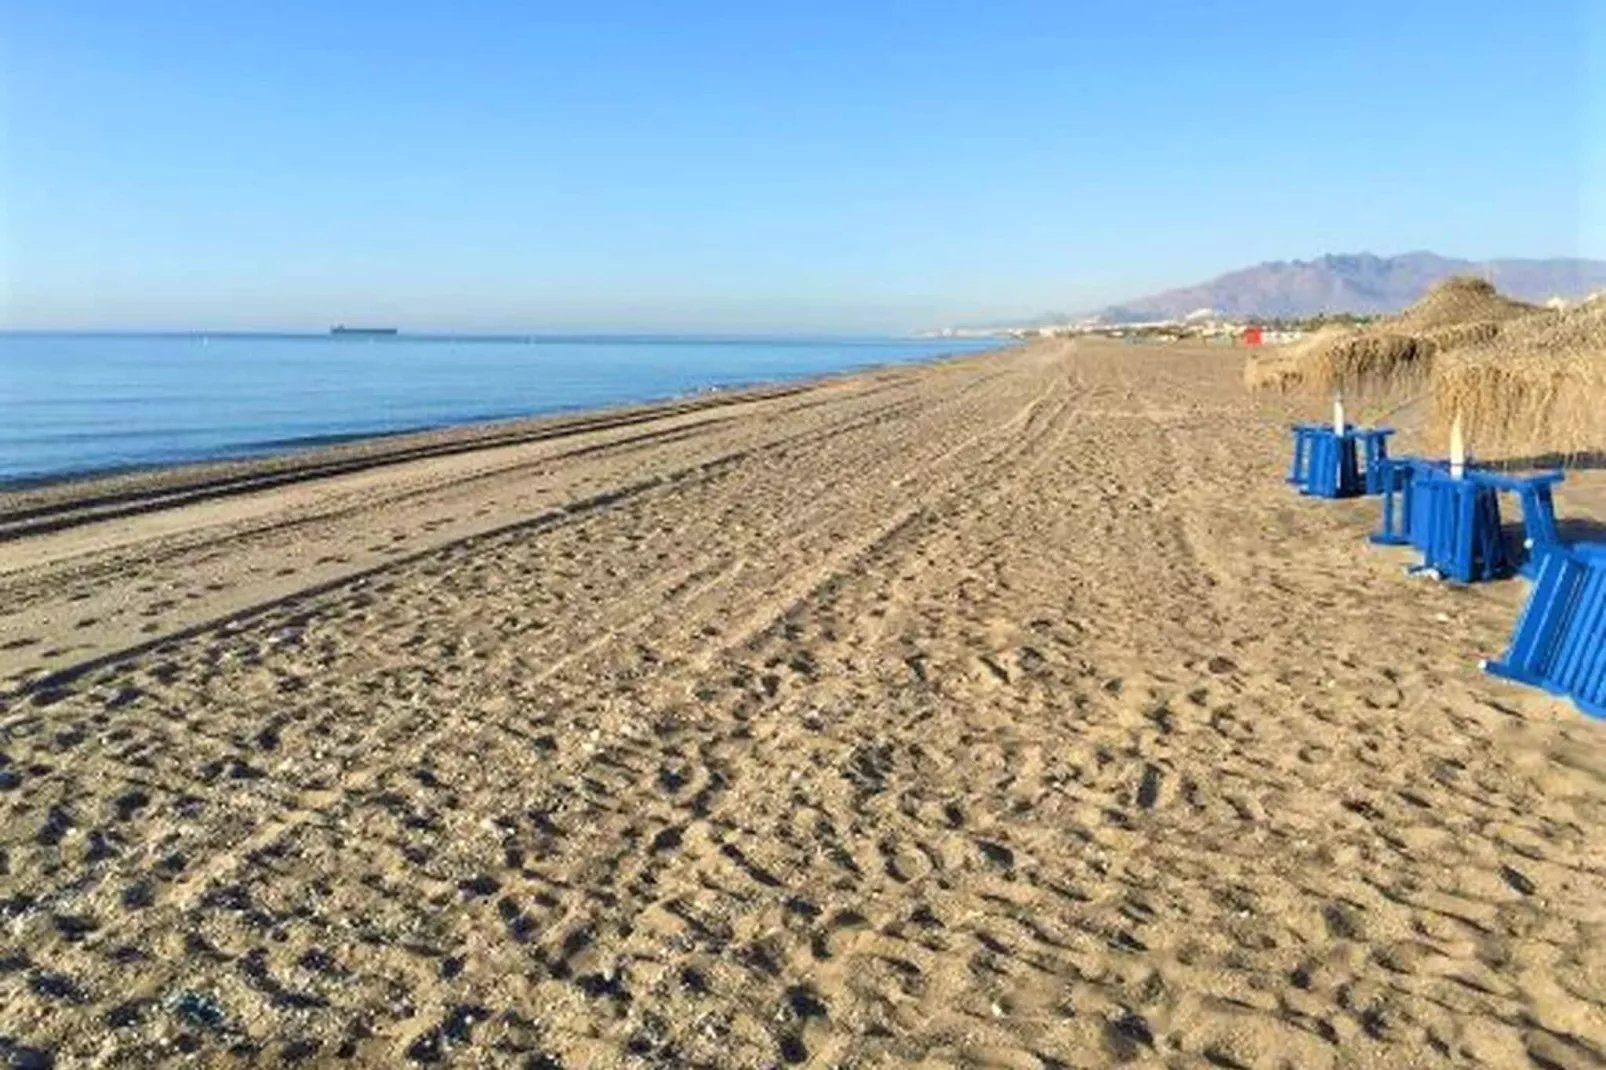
[0,333,996,486]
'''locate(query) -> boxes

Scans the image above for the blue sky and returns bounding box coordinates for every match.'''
[1,1,1600,331]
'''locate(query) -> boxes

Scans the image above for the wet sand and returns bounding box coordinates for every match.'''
[1,340,1602,1067]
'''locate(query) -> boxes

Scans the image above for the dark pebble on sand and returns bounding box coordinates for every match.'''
[405,1030,444,1064]
[36,807,75,847]
[574,972,630,1001]
[296,948,340,974]
[784,896,820,920]
[30,973,89,1004]
[1103,1010,1155,1061]
[1499,864,1536,896]
[0,1039,55,1069]
[52,915,97,941]
[112,791,149,821]
[976,839,1015,869]
[0,896,35,920]
[85,830,117,862]
[784,985,828,1021]
[121,882,155,910]
[105,1000,152,1029]
[169,991,228,1031]
[228,759,266,781]
[442,1005,490,1044]
[778,1033,808,1064]
[281,1038,322,1063]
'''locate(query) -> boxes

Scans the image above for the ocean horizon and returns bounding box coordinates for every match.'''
[0,331,997,487]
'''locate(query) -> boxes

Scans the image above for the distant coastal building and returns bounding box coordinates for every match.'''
[939,313,1312,346]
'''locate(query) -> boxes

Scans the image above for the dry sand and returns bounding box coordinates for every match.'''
[0,340,1602,1068]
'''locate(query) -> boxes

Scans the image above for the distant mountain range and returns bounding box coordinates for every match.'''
[1089,253,1606,324]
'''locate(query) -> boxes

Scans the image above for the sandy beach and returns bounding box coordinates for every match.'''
[1,340,1602,1067]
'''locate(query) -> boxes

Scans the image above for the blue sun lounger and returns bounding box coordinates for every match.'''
[1370,458,1441,550]
[1371,464,1564,584]
[1484,542,1606,719]
[1288,424,1395,498]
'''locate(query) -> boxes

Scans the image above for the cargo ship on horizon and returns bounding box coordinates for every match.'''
[329,325,399,336]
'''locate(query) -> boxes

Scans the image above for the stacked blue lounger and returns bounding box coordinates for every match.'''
[1485,543,1606,719]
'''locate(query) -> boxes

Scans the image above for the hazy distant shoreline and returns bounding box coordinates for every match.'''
[0,333,999,490]
[0,329,951,345]
[0,340,1008,507]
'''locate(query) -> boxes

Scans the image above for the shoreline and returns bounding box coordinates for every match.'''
[1,343,1008,527]
[0,342,1020,690]
[0,384,809,534]
[1,335,997,496]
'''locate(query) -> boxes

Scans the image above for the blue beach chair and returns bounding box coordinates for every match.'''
[1371,458,1441,549]
[1372,464,1565,584]
[1475,470,1565,576]
[1484,542,1606,719]
[1411,469,1512,583]
[1288,424,1395,499]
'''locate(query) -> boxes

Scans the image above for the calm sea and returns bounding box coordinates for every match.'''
[0,332,997,486]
